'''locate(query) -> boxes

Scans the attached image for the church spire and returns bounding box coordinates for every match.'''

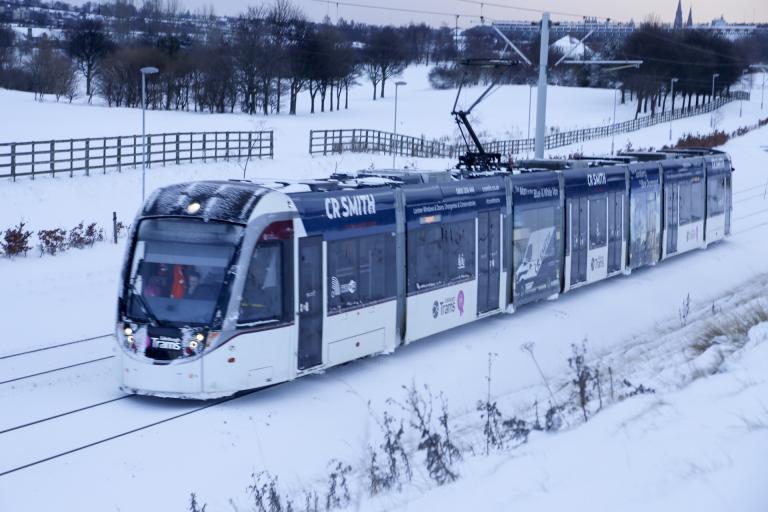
[686,6,693,27]
[674,0,683,30]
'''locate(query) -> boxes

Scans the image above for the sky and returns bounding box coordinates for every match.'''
[138,0,766,26]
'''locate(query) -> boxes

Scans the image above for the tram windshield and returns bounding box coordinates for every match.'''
[126,218,244,326]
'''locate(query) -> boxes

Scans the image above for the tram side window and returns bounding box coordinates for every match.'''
[513,204,558,269]
[588,197,607,249]
[707,176,725,216]
[407,219,476,294]
[678,182,692,225]
[239,239,293,325]
[444,220,475,282]
[327,233,396,314]
[691,179,705,222]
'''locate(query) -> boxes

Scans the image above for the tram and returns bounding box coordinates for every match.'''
[116,148,732,398]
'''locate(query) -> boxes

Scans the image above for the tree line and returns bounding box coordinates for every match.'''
[429,22,767,119]
[0,0,458,114]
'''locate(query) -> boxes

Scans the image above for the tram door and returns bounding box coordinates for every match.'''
[477,210,501,314]
[298,236,323,370]
[570,197,588,285]
[607,192,623,274]
[665,184,679,255]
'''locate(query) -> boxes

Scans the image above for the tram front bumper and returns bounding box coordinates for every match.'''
[120,354,204,399]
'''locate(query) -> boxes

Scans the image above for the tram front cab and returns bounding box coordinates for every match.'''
[117,183,298,399]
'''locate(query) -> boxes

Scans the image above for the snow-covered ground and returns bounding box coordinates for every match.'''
[2,66,762,157]
[0,67,767,511]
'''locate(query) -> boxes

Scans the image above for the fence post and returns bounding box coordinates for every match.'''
[176,133,180,165]
[248,132,253,160]
[269,131,274,158]
[112,211,118,244]
[323,130,328,156]
[214,132,219,160]
[85,139,90,176]
[146,135,151,168]
[10,142,15,182]
[69,139,74,177]
[133,135,137,168]
[225,132,230,161]
[203,133,207,163]
[103,137,107,174]
[189,132,193,162]
[162,134,167,166]
[50,140,54,177]
[31,141,35,179]
[117,137,122,173]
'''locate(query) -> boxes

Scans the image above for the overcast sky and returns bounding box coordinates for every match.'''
[76,0,767,26]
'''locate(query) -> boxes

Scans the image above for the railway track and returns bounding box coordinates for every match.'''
[0,334,114,386]
[0,388,260,478]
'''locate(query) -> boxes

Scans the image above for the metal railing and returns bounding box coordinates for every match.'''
[0,130,274,181]
[310,92,750,158]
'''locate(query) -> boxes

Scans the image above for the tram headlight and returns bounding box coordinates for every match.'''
[127,335,135,345]
[189,340,199,350]
[195,333,205,342]
[124,327,133,336]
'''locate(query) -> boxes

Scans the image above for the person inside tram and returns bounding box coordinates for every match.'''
[184,268,217,301]
[143,263,171,297]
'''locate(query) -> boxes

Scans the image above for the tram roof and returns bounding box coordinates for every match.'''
[142,180,270,224]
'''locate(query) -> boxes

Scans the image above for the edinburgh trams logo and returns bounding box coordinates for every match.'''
[432,290,465,318]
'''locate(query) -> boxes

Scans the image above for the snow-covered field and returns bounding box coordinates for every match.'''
[2,66,762,156]
[0,67,767,511]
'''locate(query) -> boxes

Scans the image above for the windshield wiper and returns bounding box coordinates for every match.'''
[128,276,164,327]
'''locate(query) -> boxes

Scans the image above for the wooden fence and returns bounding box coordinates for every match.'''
[309,92,750,158]
[0,130,274,181]
[308,128,459,159]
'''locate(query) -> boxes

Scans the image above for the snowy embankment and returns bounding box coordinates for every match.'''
[0,67,767,511]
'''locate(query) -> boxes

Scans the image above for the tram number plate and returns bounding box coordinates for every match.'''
[153,338,181,351]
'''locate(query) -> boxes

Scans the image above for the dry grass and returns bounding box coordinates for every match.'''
[688,300,768,357]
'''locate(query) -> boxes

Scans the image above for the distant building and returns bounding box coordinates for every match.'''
[493,17,636,41]
[551,35,593,60]
[686,7,693,28]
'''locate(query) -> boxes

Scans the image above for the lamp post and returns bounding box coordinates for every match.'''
[392,80,407,169]
[611,86,618,155]
[140,66,159,203]
[669,78,679,141]
[527,83,533,157]
[710,73,719,128]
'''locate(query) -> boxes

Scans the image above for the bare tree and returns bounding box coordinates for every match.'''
[66,19,114,101]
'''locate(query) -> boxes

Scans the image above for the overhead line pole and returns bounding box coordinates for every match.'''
[534,12,550,159]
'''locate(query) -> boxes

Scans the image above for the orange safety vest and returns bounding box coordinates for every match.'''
[171,265,186,299]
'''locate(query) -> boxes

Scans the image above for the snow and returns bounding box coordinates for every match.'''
[0,66,767,511]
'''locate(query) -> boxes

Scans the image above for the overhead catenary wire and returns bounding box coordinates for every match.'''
[309,0,487,23]
[455,0,605,21]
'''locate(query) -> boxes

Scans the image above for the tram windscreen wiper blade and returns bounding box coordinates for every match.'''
[128,278,164,327]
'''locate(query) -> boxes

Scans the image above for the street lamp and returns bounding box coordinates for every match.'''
[611,86,618,155]
[669,78,679,141]
[392,80,407,169]
[140,66,159,203]
[710,73,719,128]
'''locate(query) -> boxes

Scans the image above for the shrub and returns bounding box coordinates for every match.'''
[674,131,729,149]
[68,221,104,249]
[1,222,33,258]
[38,228,67,255]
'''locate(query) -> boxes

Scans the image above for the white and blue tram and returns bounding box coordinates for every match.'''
[116,149,733,398]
